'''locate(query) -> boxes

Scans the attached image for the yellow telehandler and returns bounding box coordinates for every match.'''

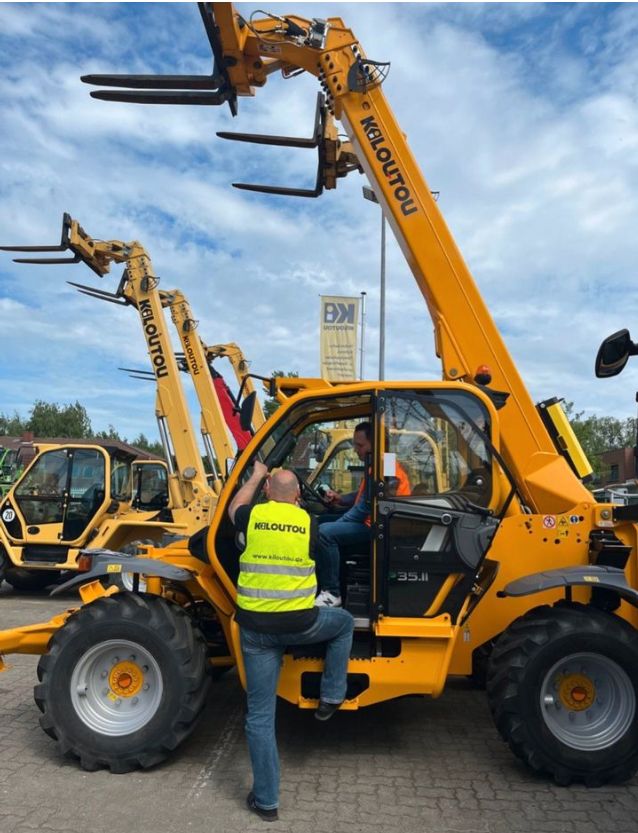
[0,215,259,590]
[0,2,636,788]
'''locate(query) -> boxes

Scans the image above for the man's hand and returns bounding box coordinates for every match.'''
[229,459,269,523]
[252,461,268,480]
[323,488,342,506]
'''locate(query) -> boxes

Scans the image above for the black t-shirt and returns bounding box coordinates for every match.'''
[233,504,319,634]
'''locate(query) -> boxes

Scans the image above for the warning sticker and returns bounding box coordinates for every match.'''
[569,515,581,525]
[542,515,556,529]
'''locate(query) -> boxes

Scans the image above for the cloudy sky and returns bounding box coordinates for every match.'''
[1,1,638,446]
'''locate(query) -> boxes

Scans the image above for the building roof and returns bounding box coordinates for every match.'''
[0,435,161,461]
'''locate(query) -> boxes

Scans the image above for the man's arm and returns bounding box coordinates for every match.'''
[228,461,268,524]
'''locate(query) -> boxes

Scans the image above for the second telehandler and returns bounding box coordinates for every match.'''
[0,215,258,590]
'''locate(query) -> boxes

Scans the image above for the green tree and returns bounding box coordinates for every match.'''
[263,370,299,420]
[27,400,92,438]
[565,402,636,480]
[95,424,122,441]
[131,433,165,458]
[0,410,27,435]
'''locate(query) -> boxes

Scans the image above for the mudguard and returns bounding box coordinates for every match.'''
[51,549,192,596]
[497,564,638,609]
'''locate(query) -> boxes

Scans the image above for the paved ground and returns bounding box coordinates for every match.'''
[0,585,636,833]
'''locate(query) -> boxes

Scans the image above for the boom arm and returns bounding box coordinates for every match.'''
[204,342,265,430]
[82,3,591,512]
[58,222,261,483]
[165,290,248,486]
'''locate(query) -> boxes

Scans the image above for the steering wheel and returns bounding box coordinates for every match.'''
[293,468,330,506]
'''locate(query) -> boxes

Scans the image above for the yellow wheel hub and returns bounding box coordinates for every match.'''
[558,673,595,711]
[109,660,144,698]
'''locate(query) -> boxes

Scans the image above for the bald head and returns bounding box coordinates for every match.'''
[266,469,300,504]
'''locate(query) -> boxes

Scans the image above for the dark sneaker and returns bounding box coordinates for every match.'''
[315,700,343,721]
[246,792,278,822]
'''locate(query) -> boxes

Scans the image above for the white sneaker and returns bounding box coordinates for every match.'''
[315,590,342,608]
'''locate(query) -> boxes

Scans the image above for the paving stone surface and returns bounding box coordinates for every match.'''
[0,584,636,832]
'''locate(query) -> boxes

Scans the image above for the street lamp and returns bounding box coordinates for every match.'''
[362,186,386,380]
[359,291,366,381]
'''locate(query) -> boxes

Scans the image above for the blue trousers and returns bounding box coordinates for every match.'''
[240,606,354,810]
[316,520,371,595]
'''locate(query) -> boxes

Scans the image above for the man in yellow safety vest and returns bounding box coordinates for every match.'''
[229,462,354,822]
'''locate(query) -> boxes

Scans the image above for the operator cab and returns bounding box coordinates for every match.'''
[214,384,502,637]
[0,445,169,569]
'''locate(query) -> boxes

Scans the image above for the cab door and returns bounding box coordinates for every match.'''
[372,388,500,621]
[12,447,108,546]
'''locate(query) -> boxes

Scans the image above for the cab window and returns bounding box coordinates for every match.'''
[15,449,68,524]
[382,390,492,506]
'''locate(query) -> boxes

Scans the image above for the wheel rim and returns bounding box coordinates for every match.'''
[70,639,163,736]
[540,652,635,751]
[121,572,147,592]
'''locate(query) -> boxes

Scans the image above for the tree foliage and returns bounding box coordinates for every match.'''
[0,400,164,456]
[131,433,165,457]
[565,402,636,480]
[27,400,92,438]
[0,410,25,436]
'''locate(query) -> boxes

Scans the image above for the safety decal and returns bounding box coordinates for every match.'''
[542,515,556,529]
[106,564,122,573]
[2,508,15,523]
[569,515,581,525]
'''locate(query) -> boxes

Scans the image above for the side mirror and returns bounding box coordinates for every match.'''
[240,391,257,432]
[595,329,638,378]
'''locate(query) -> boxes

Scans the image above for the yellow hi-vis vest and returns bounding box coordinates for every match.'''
[237,501,316,614]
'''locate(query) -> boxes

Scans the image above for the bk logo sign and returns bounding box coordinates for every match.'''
[324,302,355,324]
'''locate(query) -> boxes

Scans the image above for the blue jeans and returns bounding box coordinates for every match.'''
[240,607,354,810]
[316,520,371,595]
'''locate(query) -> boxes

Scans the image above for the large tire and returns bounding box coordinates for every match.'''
[468,638,496,689]
[34,593,210,773]
[0,545,8,584]
[487,603,638,786]
[5,567,61,592]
